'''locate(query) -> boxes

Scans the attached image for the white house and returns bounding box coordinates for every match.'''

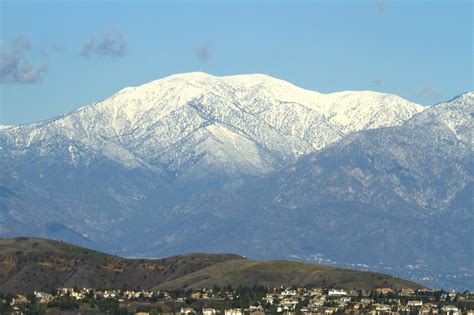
[442,305,461,315]
[225,308,243,315]
[181,307,195,315]
[328,289,347,296]
[203,308,217,315]
[407,300,423,307]
[33,291,54,304]
[281,289,297,296]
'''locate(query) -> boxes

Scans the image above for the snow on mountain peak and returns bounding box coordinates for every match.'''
[84,72,422,129]
[0,125,12,131]
[321,90,424,133]
[1,72,425,180]
[448,91,474,109]
[410,90,473,145]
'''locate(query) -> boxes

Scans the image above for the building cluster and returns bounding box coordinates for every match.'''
[253,287,473,315]
[2,286,474,315]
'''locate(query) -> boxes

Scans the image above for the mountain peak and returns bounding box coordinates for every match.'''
[131,72,285,88]
[408,90,473,146]
[165,71,280,82]
[1,72,425,180]
[126,72,307,93]
[1,75,472,290]
[0,125,12,130]
[166,71,216,81]
[449,90,474,103]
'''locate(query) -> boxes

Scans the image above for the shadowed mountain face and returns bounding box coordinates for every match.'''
[0,237,422,294]
[0,73,472,289]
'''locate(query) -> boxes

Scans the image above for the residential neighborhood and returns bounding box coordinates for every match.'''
[1,286,474,315]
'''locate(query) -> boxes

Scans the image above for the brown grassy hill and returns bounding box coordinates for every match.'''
[0,237,242,294]
[155,259,422,291]
[0,237,422,294]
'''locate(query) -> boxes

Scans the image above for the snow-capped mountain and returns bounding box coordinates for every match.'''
[3,73,472,288]
[0,72,421,244]
[147,92,473,289]
[410,91,473,145]
[233,92,473,218]
[0,72,423,185]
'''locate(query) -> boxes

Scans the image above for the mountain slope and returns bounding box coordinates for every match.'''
[1,72,423,178]
[0,72,423,249]
[150,92,473,289]
[0,237,422,294]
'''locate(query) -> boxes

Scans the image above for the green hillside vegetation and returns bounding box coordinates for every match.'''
[0,237,422,294]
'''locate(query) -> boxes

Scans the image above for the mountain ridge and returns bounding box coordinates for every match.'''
[1,72,423,160]
[127,91,473,289]
[0,73,471,289]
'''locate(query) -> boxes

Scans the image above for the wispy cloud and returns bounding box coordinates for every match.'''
[81,28,127,58]
[416,86,443,101]
[0,34,47,83]
[194,43,212,62]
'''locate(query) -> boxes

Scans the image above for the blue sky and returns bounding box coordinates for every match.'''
[0,0,472,125]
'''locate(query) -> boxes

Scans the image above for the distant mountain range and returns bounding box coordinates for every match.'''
[0,237,422,294]
[0,73,472,290]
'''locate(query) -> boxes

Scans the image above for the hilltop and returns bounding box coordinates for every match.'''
[154,259,422,291]
[0,237,422,294]
[0,237,242,294]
